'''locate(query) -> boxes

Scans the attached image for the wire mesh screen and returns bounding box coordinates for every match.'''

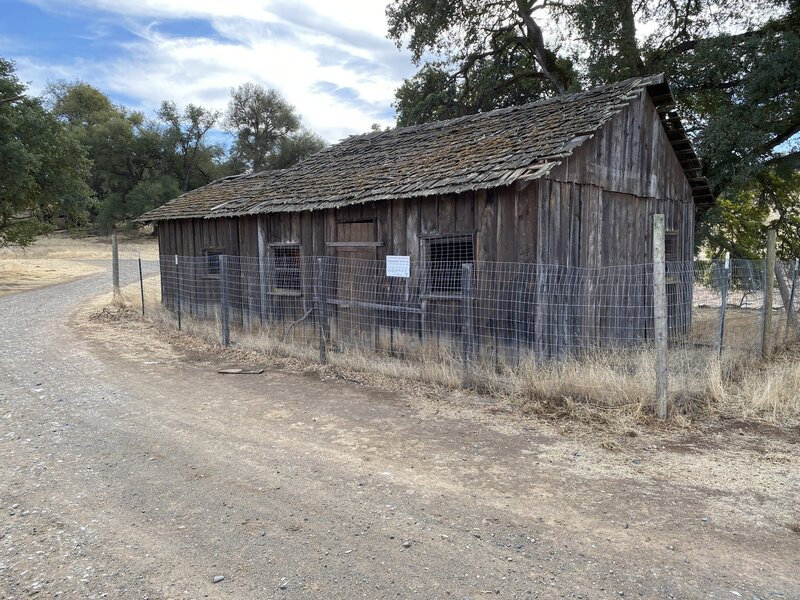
[117,252,800,400]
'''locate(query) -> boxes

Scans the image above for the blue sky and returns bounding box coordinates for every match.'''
[0,0,417,142]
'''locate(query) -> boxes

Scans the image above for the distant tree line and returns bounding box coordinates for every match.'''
[0,58,325,246]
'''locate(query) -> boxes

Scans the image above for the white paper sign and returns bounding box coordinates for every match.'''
[386,255,411,278]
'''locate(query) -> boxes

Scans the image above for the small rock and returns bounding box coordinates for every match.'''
[623,523,629,529]
[402,540,412,548]
[279,580,288,590]
[212,576,225,584]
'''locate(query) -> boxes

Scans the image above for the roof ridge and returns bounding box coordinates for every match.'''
[351,75,662,141]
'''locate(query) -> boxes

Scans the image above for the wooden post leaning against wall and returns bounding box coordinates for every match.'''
[111,232,120,298]
[761,230,776,359]
[652,214,669,419]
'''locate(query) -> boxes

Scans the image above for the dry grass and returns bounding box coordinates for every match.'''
[707,348,800,425]
[113,278,800,428]
[0,258,103,297]
[0,231,158,260]
[0,231,157,298]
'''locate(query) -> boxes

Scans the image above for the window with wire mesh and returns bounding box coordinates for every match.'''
[665,232,680,262]
[271,245,301,291]
[203,248,223,277]
[423,235,474,295]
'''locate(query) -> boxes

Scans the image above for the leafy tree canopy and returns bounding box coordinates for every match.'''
[704,168,800,260]
[0,59,92,247]
[388,1,800,255]
[225,83,325,172]
[158,100,222,193]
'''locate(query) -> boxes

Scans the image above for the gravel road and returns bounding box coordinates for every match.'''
[1,268,798,599]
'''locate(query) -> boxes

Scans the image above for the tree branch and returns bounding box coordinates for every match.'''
[514,0,570,92]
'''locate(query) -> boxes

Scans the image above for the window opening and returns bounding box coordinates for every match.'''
[271,245,301,290]
[423,235,474,295]
[203,248,223,277]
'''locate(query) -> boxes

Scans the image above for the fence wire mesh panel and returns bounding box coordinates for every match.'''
[117,252,800,403]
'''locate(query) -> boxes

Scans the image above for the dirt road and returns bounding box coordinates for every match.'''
[1,269,798,599]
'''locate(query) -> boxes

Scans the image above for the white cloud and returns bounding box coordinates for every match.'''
[9,0,415,141]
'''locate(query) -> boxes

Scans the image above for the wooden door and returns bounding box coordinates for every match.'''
[333,221,379,348]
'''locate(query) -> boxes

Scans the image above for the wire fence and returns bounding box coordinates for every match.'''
[116,251,800,408]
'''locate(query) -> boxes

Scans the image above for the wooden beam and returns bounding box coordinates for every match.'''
[325,241,384,248]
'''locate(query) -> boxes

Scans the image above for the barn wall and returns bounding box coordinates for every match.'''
[154,89,698,358]
[531,90,697,353]
[157,217,241,319]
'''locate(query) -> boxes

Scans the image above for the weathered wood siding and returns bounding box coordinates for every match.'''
[157,217,240,319]
[533,89,695,352]
[155,90,695,358]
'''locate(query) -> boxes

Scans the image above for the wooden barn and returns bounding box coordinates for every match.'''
[141,74,712,360]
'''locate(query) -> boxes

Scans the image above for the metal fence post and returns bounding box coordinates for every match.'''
[761,230,776,359]
[717,252,730,359]
[315,257,328,364]
[111,233,119,298]
[461,263,474,386]
[138,253,145,316]
[653,214,669,419]
[219,255,230,347]
[175,254,182,331]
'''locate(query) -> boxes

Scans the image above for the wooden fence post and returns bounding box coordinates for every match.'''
[761,230,776,359]
[653,214,669,419]
[111,232,119,298]
[785,258,799,339]
[175,254,182,331]
[316,257,328,364]
[219,255,230,347]
[138,254,145,316]
[461,263,474,386]
[717,252,730,359]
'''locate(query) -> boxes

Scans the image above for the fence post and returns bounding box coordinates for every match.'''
[315,257,328,364]
[175,254,182,331]
[461,263,474,386]
[761,230,776,359]
[111,232,119,298]
[138,253,145,316]
[786,258,799,339]
[717,252,730,359]
[653,214,669,419]
[257,222,269,325]
[219,255,230,347]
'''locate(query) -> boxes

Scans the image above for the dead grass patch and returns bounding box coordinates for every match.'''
[111,279,800,429]
[0,231,157,260]
[0,258,104,297]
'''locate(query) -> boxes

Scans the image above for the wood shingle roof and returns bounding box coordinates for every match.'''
[141,74,711,222]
